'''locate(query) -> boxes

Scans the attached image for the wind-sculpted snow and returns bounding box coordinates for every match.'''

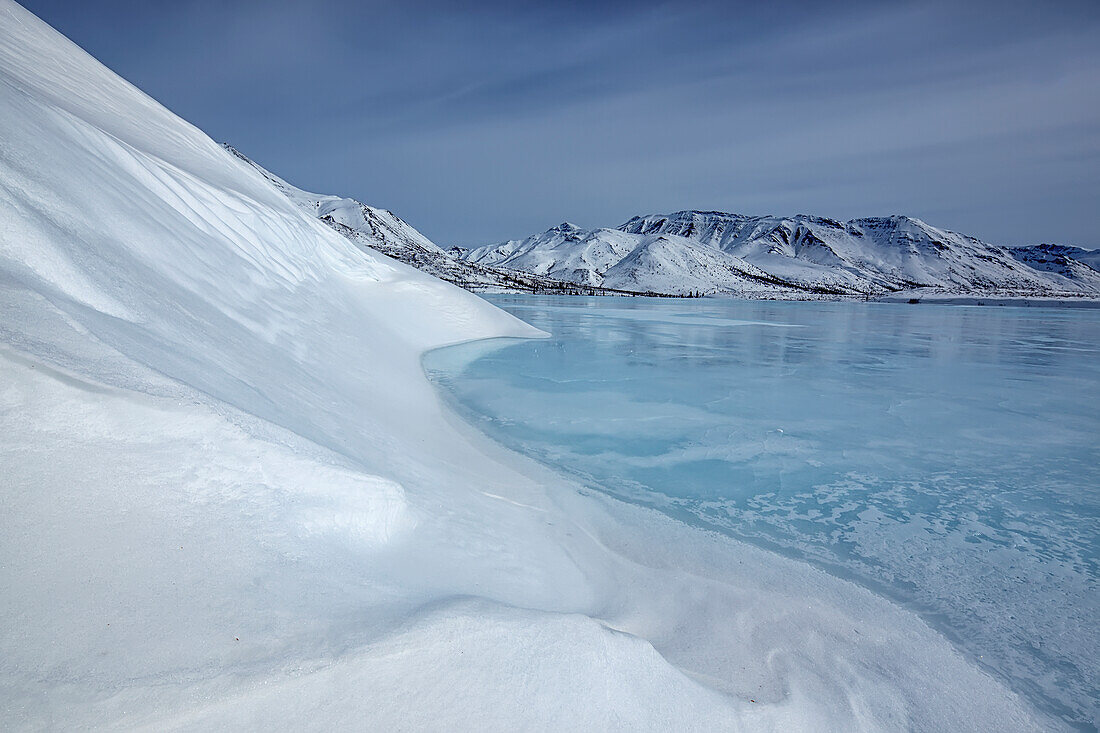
[460,210,1100,298]
[0,1,1053,729]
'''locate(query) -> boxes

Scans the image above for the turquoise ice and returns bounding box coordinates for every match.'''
[426,296,1100,730]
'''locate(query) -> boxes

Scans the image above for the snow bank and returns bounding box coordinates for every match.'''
[0,1,1050,730]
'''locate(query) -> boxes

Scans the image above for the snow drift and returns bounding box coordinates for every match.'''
[0,1,1052,730]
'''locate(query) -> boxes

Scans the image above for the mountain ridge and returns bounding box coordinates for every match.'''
[455,210,1100,298]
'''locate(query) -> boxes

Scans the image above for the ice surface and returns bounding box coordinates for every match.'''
[426,296,1100,729]
[0,1,1059,729]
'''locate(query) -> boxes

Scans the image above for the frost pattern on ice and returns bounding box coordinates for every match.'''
[428,295,1100,728]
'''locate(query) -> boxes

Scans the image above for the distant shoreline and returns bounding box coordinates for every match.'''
[875,292,1100,308]
[474,287,1100,308]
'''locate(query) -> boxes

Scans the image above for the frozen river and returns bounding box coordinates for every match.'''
[425,296,1100,729]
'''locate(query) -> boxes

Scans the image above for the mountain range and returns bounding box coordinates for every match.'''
[453,211,1100,298]
[221,148,1099,300]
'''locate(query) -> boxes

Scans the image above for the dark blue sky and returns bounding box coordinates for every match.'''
[22,0,1100,247]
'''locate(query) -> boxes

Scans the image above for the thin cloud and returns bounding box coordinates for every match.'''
[20,0,1100,248]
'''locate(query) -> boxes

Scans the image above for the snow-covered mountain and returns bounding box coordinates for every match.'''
[208,155,1100,302]
[1007,244,1100,290]
[456,222,640,287]
[459,210,1100,298]
[224,146,646,296]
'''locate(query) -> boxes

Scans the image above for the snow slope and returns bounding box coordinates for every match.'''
[460,210,1100,297]
[0,2,1050,729]
[601,234,789,295]
[460,222,640,286]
